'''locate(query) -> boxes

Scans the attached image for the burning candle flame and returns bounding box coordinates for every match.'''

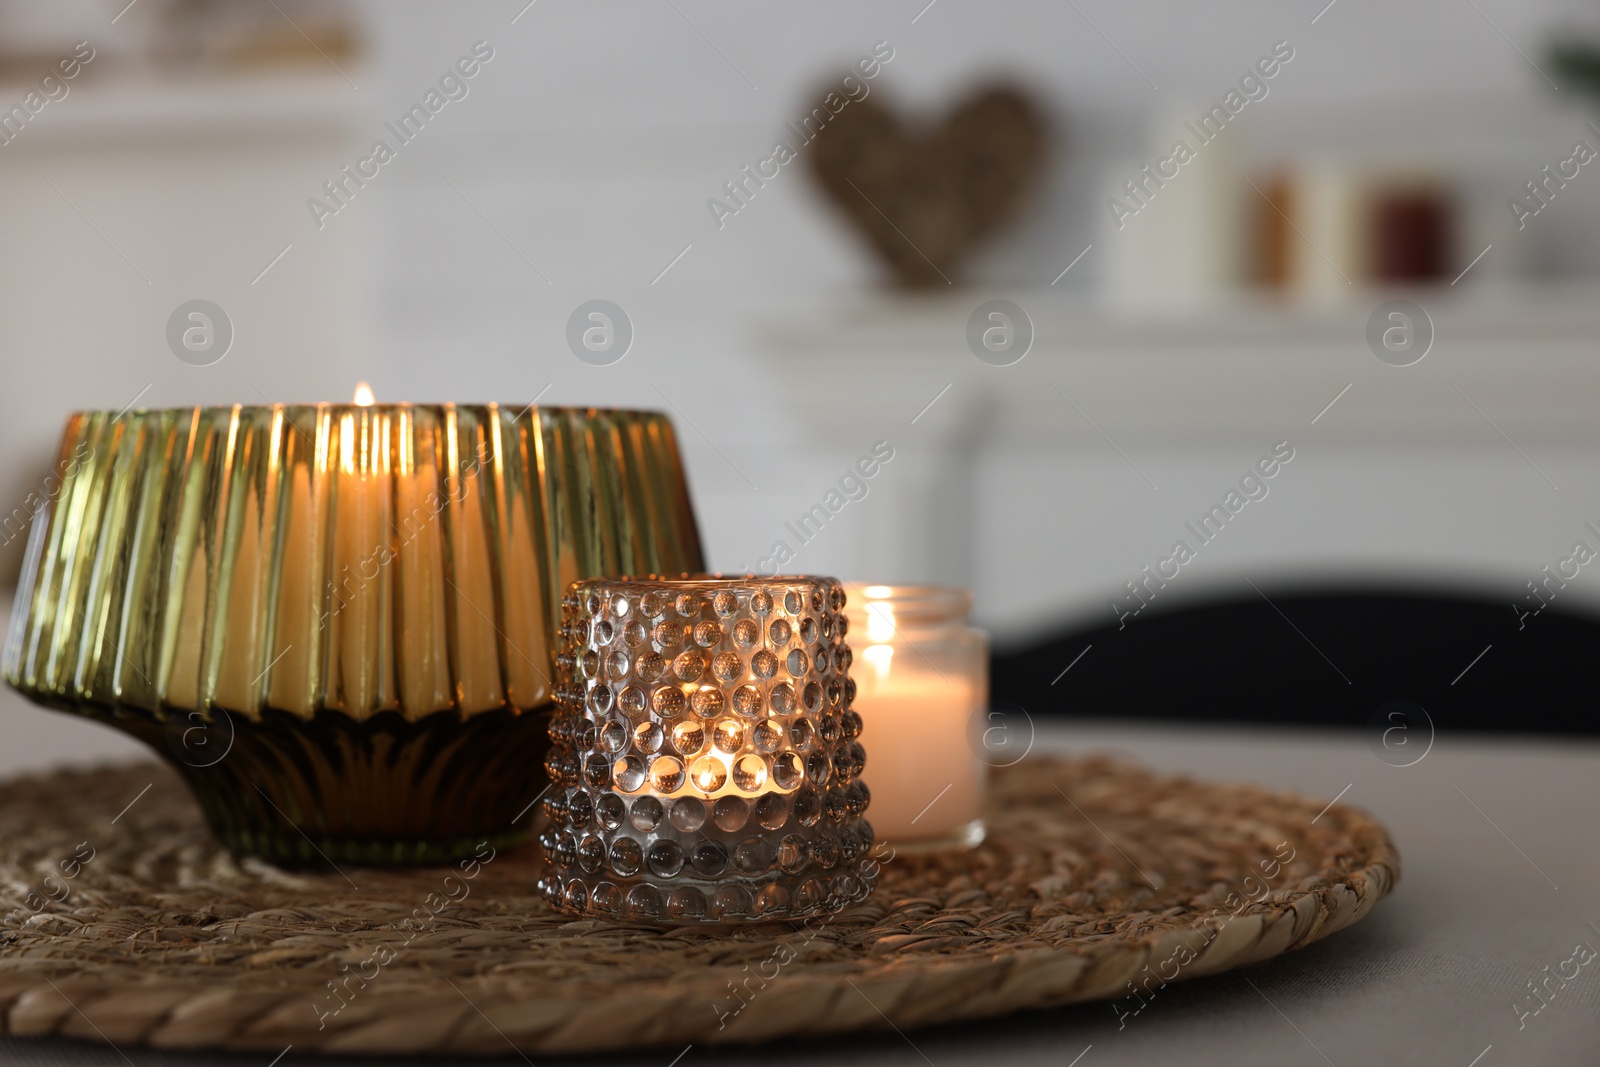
[353,382,375,407]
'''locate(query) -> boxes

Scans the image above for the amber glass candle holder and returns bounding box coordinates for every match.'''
[540,576,875,923]
[3,404,703,866]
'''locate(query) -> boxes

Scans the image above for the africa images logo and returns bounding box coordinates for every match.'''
[705,41,895,230]
[1106,40,1294,230]
[306,42,495,230]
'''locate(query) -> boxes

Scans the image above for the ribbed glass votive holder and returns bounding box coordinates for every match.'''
[3,404,704,866]
[540,576,875,923]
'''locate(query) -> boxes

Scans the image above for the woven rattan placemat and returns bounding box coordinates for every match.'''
[0,755,1397,1056]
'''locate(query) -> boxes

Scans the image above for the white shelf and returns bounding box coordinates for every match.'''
[7,68,366,143]
[756,283,1600,445]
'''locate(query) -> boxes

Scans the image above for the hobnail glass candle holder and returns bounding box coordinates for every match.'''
[540,575,875,923]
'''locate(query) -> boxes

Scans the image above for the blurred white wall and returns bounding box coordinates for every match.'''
[354,0,1600,638]
[5,0,1600,645]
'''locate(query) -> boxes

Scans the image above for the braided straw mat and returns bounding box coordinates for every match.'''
[0,755,1397,1056]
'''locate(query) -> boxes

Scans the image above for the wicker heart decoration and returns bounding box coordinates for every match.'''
[807,85,1047,288]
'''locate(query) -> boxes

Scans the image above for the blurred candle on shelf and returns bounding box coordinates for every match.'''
[846,585,987,850]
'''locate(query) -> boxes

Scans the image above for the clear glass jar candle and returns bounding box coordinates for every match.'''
[845,585,986,851]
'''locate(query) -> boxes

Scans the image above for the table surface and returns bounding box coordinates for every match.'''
[0,682,1596,1066]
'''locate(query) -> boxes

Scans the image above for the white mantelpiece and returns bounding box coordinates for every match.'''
[753,285,1600,640]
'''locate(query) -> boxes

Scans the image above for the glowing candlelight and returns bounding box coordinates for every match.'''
[849,585,987,849]
[5,402,708,867]
[545,575,876,922]
[329,404,388,715]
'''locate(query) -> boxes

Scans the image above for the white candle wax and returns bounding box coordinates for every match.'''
[854,649,984,845]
